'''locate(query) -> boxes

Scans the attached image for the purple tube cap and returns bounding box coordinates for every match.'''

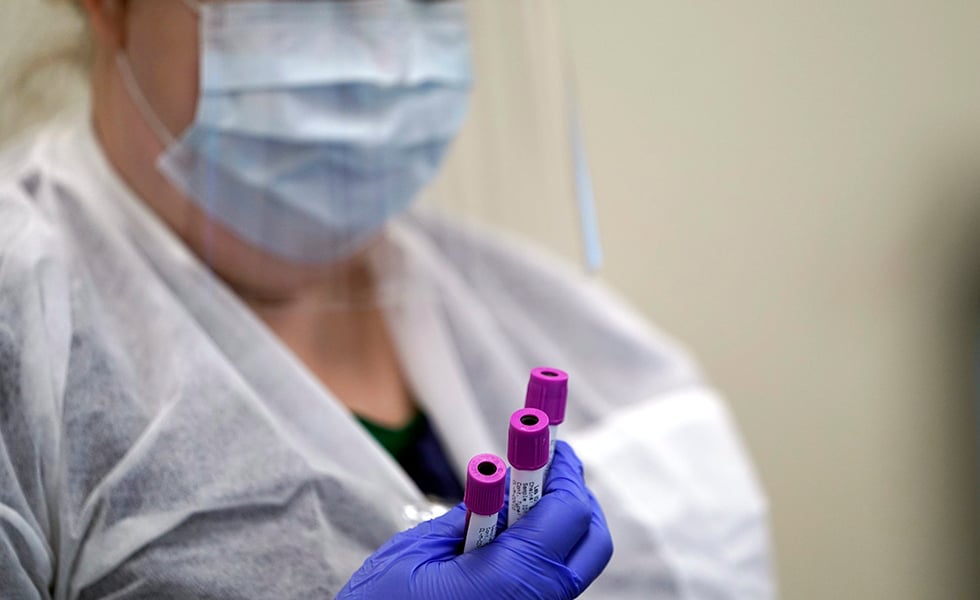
[508,408,550,471]
[525,367,569,425]
[465,454,507,516]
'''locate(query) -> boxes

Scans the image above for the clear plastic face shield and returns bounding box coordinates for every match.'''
[120,0,601,311]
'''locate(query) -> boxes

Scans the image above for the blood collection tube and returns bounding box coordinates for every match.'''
[463,453,507,553]
[507,408,550,527]
[524,367,568,467]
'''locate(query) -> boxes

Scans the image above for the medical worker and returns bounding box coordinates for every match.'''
[0,0,774,598]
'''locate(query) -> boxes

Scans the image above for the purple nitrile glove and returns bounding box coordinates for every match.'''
[337,442,613,600]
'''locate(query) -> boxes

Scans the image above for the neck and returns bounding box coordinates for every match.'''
[253,286,415,429]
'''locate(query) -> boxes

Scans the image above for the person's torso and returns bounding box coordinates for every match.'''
[0,119,773,599]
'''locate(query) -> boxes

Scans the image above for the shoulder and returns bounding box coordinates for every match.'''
[408,212,705,408]
[407,214,775,595]
[0,137,72,308]
[0,126,75,455]
[0,132,71,590]
[0,121,80,273]
[0,129,75,386]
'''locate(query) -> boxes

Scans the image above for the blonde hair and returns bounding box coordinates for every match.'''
[0,0,91,143]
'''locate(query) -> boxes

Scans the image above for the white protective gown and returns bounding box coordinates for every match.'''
[0,117,775,599]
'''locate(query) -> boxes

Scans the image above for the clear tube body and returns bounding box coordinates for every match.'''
[547,424,558,467]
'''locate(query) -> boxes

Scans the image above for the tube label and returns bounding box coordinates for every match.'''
[463,512,499,553]
[508,467,545,527]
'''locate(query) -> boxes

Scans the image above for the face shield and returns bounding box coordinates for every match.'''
[122,0,602,311]
[421,0,604,277]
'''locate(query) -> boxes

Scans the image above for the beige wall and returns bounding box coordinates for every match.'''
[2,1,979,599]
[559,1,980,598]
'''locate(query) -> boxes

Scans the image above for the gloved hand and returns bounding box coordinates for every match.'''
[337,441,613,600]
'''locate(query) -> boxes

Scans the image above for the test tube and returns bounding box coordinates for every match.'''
[524,367,569,467]
[463,453,507,553]
[507,408,550,527]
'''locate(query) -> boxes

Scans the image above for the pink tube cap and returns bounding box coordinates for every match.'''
[465,454,507,516]
[525,367,568,426]
[508,408,550,471]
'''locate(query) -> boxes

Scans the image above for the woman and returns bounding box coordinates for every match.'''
[0,0,774,597]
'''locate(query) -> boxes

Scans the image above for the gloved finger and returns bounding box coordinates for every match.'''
[370,503,467,559]
[546,442,585,492]
[348,502,467,585]
[563,488,614,588]
[496,441,579,533]
[415,502,468,540]
[499,444,593,559]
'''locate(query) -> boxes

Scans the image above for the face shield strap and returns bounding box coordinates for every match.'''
[569,99,603,273]
[550,0,603,274]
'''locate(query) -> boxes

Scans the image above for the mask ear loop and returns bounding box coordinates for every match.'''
[113,0,202,148]
[114,53,178,148]
[179,0,203,14]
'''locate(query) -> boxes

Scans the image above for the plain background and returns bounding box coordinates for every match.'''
[2,1,979,598]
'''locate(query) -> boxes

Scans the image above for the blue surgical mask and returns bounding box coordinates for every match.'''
[118,0,473,264]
